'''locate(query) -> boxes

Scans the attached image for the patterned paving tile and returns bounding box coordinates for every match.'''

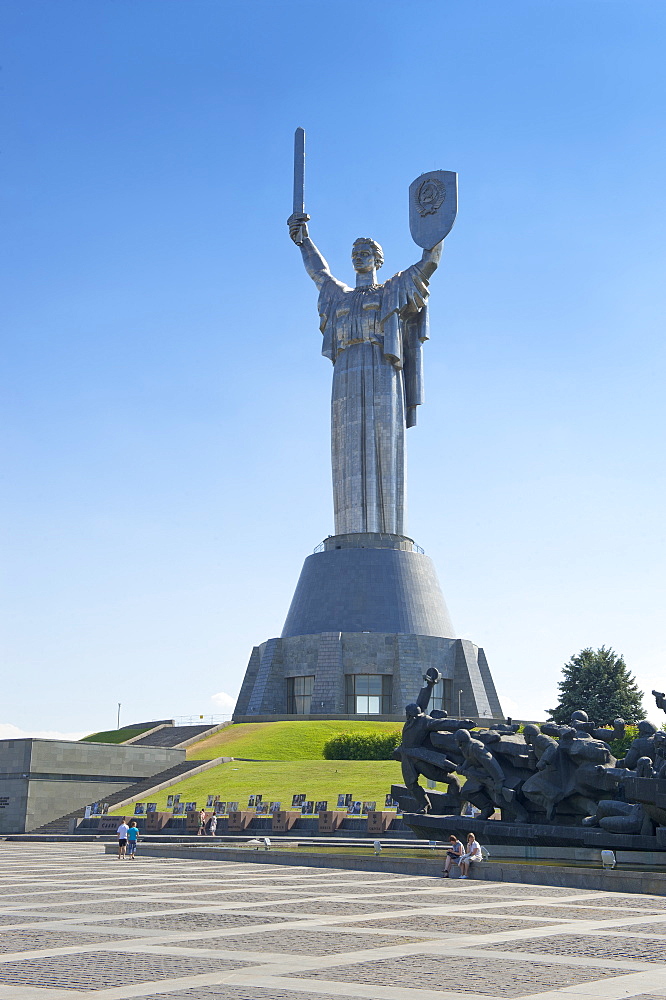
[617,995,666,999]
[292,952,625,996]
[164,890,317,902]
[346,914,561,933]
[0,951,250,990]
[170,929,428,954]
[145,990,365,1000]
[0,892,113,906]
[0,913,51,925]
[482,933,666,964]
[261,899,419,915]
[484,903,656,920]
[87,911,300,931]
[616,922,666,936]
[23,899,206,915]
[0,930,128,954]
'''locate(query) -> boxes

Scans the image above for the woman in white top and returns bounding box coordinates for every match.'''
[458,832,483,879]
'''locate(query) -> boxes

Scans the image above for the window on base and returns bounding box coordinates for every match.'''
[286,675,314,714]
[345,674,392,715]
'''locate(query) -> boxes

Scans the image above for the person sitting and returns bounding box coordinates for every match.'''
[458,832,483,879]
[442,834,464,877]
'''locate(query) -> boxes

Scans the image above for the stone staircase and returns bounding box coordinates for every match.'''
[129,725,220,748]
[29,759,212,834]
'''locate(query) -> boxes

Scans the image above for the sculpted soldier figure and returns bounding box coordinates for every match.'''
[393,668,472,813]
[615,720,659,769]
[542,710,623,745]
[454,729,527,821]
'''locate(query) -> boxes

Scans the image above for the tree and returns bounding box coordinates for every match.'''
[546,646,645,725]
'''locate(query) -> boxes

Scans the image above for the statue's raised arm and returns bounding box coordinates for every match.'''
[287,212,336,290]
[417,241,444,280]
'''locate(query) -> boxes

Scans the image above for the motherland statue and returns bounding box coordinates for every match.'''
[233,130,503,724]
[287,129,457,536]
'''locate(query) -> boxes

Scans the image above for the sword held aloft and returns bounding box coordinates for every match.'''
[290,126,309,245]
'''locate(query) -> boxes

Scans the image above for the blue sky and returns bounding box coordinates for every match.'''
[1,0,665,737]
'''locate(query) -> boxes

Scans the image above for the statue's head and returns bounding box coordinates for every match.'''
[523,724,540,744]
[405,703,422,719]
[637,720,657,736]
[455,728,471,745]
[570,710,589,725]
[352,238,384,273]
[636,756,654,777]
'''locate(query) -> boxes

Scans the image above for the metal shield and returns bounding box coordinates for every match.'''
[409,170,458,250]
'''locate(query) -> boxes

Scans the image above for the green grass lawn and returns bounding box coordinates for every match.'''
[81,726,152,744]
[109,758,407,814]
[187,720,403,761]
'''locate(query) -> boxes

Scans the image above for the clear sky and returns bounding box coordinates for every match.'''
[1,0,665,738]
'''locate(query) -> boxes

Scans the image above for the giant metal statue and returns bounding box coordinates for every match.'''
[287,128,457,535]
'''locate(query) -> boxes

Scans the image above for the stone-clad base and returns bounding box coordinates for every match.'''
[402,811,666,852]
[234,531,503,721]
[282,532,454,638]
[234,631,503,719]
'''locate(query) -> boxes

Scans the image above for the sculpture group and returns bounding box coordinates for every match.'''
[392,671,666,838]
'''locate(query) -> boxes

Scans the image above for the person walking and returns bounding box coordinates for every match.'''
[458,832,483,879]
[126,820,139,859]
[197,808,206,835]
[207,814,217,836]
[442,834,464,877]
[117,818,129,860]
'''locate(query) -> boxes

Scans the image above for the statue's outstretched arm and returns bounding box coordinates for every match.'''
[417,240,444,280]
[299,237,334,290]
[287,214,333,290]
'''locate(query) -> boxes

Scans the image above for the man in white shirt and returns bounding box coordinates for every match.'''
[117,819,129,860]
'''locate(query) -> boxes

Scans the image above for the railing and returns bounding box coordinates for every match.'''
[313,538,425,554]
[172,714,233,726]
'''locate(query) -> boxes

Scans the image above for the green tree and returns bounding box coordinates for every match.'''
[547,646,645,725]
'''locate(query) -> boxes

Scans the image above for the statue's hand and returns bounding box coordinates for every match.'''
[287,212,310,243]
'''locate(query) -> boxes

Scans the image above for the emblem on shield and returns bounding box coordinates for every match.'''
[409,170,458,250]
[416,177,446,216]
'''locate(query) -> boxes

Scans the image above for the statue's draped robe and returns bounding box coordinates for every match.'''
[317,264,431,535]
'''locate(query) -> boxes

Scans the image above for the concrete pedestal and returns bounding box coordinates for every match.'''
[234,532,503,722]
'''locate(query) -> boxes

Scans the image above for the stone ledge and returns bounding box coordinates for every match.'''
[102,843,666,896]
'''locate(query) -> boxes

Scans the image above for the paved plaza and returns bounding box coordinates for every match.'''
[0,844,665,999]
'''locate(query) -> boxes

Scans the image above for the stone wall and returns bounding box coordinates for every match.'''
[0,739,184,834]
[234,632,502,720]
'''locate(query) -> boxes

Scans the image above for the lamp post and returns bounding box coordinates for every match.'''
[458,689,463,717]
[117,703,121,730]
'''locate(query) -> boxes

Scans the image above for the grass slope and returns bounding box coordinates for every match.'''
[81,727,152,744]
[109,758,404,815]
[187,720,403,761]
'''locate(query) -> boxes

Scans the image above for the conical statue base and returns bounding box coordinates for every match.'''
[234,533,503,723]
